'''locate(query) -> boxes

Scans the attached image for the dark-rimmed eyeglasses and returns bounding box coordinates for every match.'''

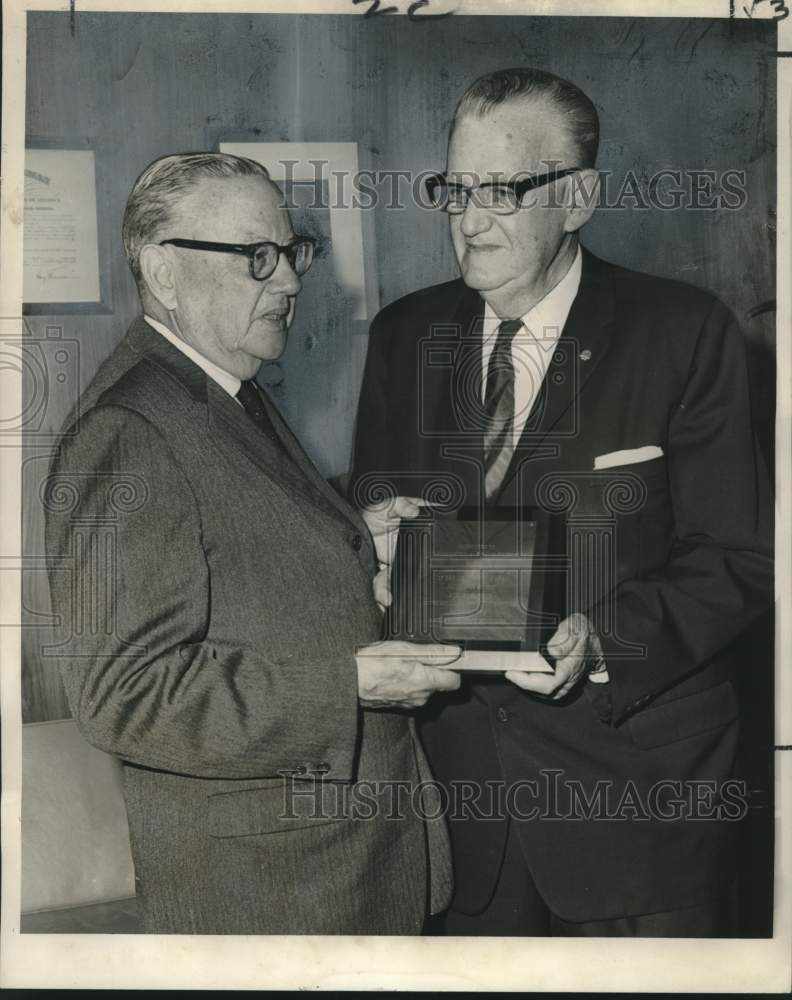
[425,168,581,215]
[159,236,316,281]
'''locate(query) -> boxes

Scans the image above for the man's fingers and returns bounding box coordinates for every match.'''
[506,670,576,696]
[361,496,436,572]
[547,623,577,659]
[356,642,463,706]
[418,654,462,667]
[372,567,392,609]
[506,638,588,695]
[505,669,560,695]
[363,495,427,520]
[391,495,428,519]
[546,613,590,659]
[547,625,588,664]
[422,665,462,690]
[552,671,583,700]
[413,644,462,666]
[357,639,413,657]
[546,636,573,660]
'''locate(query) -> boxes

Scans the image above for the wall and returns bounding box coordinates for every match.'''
[21,11,775,721]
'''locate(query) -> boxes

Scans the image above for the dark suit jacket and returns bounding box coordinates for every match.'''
[351,248,773,922]
[45,317,451,935]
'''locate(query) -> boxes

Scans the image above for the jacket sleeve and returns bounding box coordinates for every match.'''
[592,299,774,724]
[45,404,361,780]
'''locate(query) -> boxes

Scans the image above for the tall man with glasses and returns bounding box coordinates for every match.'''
[45,152,461,935]
[351,69,773,936]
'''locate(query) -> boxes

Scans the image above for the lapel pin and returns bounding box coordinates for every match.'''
[579,349,592,362]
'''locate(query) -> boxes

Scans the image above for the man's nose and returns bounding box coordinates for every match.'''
[458,199,492,238]
[265,252,302,296]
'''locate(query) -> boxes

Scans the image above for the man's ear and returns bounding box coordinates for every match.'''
[564,169,600,234]
[139,244,178,311]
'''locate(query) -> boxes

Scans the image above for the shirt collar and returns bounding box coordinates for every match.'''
[483,244,583,346]
[143,315,242,400]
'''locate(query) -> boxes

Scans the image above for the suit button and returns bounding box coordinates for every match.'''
[497,708,509,723]
[351,533,363,551]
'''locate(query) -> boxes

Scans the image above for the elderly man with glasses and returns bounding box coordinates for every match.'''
[44,152,462,935]
[351,68,773,936]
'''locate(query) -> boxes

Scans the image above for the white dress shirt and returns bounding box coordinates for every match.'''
[144,315,242,402]
[481,246,582,446]
[479,249,607,681]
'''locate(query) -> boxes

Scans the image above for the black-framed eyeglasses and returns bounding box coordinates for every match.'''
[159,236,316,281]
[425,168,581,215]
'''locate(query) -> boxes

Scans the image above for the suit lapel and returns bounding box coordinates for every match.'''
[499,248,617,487]
[208,381,367,531]
[448,286,487,436]
[127,319,361,530]
[241,383,373,533]
[433,286,487,502]
[435,251,617,503]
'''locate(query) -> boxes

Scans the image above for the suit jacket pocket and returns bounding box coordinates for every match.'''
[207,781,343,838]
[627,679,739,750]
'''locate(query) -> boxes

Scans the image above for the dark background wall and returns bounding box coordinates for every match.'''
[22,11,775,725]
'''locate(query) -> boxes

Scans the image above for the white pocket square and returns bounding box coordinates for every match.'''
[594,446,664,470]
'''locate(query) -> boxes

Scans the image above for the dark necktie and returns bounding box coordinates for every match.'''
[483,319,523,502]
[235,379,284,449]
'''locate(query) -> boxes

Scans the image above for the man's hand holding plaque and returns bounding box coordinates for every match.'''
[505,612,604,696]
[361,495,429,612]
[363,496,555,676]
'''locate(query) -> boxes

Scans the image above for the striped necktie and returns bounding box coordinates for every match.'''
[483,319,523,502]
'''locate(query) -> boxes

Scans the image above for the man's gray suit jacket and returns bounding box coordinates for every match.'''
[44,317,452,935]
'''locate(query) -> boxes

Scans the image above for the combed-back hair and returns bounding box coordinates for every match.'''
[452,67,599,168]
[122,152,270,287]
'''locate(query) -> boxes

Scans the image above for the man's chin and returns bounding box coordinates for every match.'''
[459,262,506,292]
[246,318,289,362]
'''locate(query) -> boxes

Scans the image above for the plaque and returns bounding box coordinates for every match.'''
[386,506,555,661]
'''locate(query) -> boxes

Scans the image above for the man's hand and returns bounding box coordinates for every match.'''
[361,496,428,611]
[356,640,462,709]
[504,613,604,700]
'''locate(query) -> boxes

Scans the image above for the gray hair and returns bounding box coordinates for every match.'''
[122,152,270,287]
[452,67,600,169]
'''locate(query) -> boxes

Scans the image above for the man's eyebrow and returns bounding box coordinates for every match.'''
[238,233,296,244]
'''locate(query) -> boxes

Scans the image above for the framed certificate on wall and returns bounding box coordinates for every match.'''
[23,140,111,313]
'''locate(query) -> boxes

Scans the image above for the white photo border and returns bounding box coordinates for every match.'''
[1,0,789,991]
